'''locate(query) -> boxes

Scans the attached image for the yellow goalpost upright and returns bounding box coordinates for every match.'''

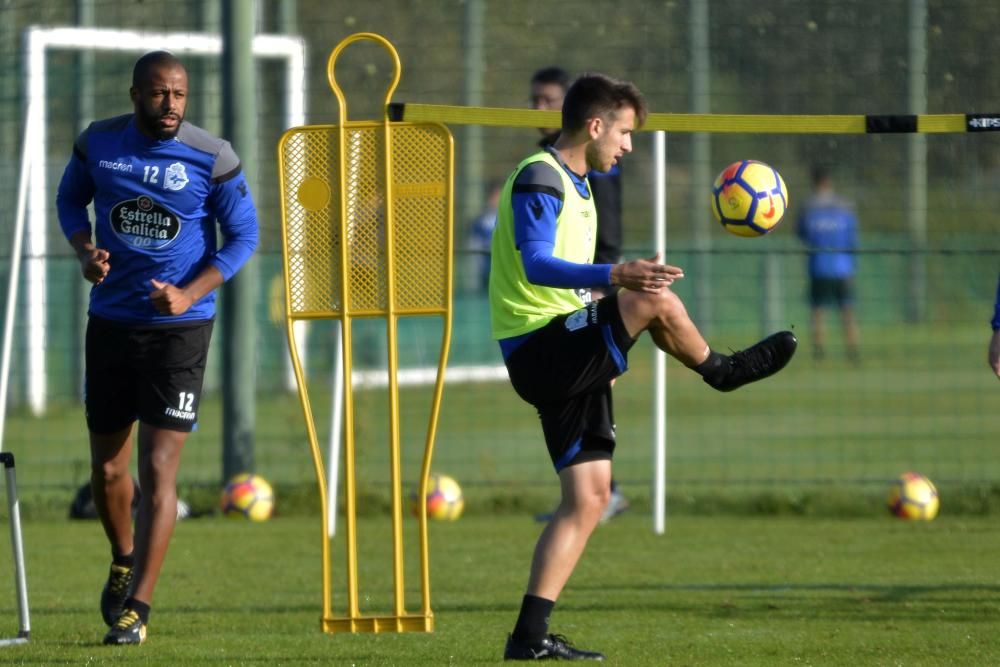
[277,32,454,633]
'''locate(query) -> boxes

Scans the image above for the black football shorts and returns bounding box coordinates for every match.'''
[84,316,213,434]
[810,277,855,308]
[503,295,636,472]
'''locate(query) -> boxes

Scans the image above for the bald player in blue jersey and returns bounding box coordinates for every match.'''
[56,51,258,645]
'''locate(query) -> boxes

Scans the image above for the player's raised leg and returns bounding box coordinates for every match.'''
[617,287,797,391]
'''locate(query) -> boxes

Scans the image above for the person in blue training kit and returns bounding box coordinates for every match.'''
[56,51,258,646]
[989,274,1000,379]
[466,180,502,292]
[796,165,861,363]
[491,72,796,661]
[530,66,629,523]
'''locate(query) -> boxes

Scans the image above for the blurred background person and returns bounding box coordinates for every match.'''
[796,165,861,364]
[466,181,502,293]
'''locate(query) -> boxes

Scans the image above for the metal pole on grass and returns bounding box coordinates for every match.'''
[690,0,713,335]
[905,0,928,323]
[327,321,344,537]
[221,0,259,479]
[0,452,30,646]
[0,101,37,453]
[327,125,365,538]
[653,130,668,535]
[72,0,95,400]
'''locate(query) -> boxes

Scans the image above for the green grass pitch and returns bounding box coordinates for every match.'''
[1,514,999,664]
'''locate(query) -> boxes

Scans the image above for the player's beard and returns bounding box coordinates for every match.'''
[138,106,183,140]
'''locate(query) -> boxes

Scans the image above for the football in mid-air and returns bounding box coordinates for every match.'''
[410,473,464,521]
[711,159,788,237]
[886,472,939,520]
[221,473,275,522]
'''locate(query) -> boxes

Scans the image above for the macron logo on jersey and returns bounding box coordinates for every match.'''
[98,159,133,173]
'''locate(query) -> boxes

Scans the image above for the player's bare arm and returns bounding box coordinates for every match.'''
[148,266,224,316]
[69,230,110,285]
[610,253,684,292]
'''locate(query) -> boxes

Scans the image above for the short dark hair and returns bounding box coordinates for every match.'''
[530,66,571,91]
[811,164,831,186]
[561,73,647,132]
[132,50,184,88]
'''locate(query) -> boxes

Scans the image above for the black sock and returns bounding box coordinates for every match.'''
[511,594,554,645]
[112,551,135,568]
[694,350,729,386]
[124,598,150,625]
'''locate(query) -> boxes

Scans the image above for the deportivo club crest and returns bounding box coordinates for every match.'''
[164,161,189,191]
[565,309,588,332]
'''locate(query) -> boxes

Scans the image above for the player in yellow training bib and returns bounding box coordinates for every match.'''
[490,72,798,662]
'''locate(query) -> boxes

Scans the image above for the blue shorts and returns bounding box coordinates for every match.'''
[502,295,636,471]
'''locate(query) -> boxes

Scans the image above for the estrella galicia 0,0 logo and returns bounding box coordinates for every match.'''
[109,195,181,250]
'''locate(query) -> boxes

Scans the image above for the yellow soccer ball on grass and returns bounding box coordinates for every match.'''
[410,473,464,521]
[886,472,939,521]
[220,473,275,522]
